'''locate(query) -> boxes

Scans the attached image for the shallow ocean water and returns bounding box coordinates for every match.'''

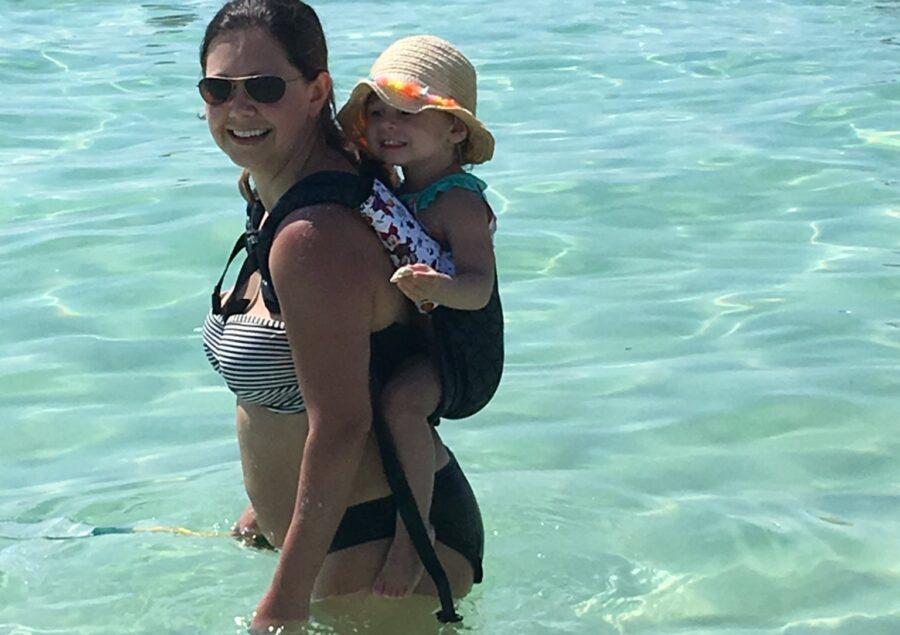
[1,0,899,633]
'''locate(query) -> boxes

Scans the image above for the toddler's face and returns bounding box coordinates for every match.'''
[364,96,466,169]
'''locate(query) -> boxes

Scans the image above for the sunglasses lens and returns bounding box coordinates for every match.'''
[245,76,287,103]
[198,78,232,105]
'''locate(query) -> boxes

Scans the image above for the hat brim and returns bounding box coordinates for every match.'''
[338,79,495,165]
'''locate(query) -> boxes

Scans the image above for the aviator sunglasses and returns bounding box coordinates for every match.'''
[197,74,302,105]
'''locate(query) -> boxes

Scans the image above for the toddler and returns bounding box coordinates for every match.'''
[339,34,498,598]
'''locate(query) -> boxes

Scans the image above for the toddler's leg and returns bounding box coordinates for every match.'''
[373,355,442,598]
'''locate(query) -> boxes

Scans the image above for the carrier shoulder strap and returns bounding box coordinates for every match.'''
[212,197,266,319]
[256,171,373,313]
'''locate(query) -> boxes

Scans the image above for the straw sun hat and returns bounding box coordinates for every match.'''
[338,35,494,165]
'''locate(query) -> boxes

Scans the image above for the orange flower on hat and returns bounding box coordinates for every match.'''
[375,76,460,109]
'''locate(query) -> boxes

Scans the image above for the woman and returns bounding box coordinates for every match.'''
[196,0,484,631]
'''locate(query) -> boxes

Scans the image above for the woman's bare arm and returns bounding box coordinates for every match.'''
[251,205,376,628]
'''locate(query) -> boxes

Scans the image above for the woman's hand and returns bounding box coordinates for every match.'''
[390,263,451,305]
[232,503,275,550]
[249,587,309,634]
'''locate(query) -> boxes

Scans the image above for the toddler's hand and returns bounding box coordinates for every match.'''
[390,263,451,306]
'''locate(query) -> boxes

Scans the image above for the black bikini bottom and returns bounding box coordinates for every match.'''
[328,451,484,583]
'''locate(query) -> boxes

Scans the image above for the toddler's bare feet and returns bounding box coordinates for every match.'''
[372,526,434,598]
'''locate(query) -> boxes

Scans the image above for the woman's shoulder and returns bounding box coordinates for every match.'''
[272,195,377,260]
[267,173,392,289]
[268,196,406,339]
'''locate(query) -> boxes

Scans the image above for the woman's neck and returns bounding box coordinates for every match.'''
[251,132,339,211]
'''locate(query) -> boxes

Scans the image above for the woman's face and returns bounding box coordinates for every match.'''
[203,27,317,173]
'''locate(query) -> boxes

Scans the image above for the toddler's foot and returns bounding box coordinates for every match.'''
[372,526,434,598]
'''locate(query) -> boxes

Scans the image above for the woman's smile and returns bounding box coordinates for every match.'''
[227,127,272,143]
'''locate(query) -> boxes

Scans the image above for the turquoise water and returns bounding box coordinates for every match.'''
[2,0,899,632]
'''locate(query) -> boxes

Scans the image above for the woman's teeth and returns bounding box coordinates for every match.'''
[231,129,268,138]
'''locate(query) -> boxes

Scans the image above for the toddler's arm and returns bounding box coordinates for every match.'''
[411,188,495,311]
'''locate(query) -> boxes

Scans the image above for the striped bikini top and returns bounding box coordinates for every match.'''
[201,311,304,414]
